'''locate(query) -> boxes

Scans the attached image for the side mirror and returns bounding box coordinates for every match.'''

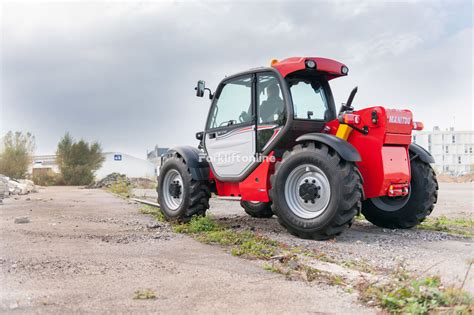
[195,80,205,97]
[195,80,213,99]
[195,131,203,141]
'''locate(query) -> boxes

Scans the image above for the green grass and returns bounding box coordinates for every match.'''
[173,216,278,259]
[358,270,473,314]
[139,205,166,222]
[107,179,133,198]
[418,216,474,237]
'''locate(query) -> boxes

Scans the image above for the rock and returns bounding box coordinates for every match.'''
[18,179,37,193]
[147,222,162,229]
[0,175,37,196]
[14,216,30,224]
[0,175,9,200]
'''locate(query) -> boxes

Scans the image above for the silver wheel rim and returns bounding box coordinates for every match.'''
[284,164,331,219]
[162,169,184,211]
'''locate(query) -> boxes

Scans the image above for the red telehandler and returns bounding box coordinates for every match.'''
[157,57,438,240]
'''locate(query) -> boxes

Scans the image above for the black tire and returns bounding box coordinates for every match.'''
[361,157,438,229]
[157,154,211,222]
[240,201,274,218]
[269,142,362,240]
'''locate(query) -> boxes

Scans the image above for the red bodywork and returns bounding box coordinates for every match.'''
[210,57,416,201]
[324,107,412,198]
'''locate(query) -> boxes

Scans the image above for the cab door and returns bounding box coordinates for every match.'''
[204,75,256,179]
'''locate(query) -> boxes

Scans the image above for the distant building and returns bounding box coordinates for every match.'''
[30,155,60,175]
[147,145,169,167]
[413,127,473,175]
[30,152,155,179]
[95,152,155,179]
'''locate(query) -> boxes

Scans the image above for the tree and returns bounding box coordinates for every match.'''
[56,133,105,185]
[0,131,36,178]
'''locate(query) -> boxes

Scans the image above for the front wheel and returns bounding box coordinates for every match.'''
[361,157,438,229]
[269,142,362,240]
[240,201,274,218]
[157,154,211,222]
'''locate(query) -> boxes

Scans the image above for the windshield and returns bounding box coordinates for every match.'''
[287,79,330,121]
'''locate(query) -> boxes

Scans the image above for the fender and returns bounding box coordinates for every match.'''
[409,143,435,164]
[295,133,361,162]
[162,146,210,180]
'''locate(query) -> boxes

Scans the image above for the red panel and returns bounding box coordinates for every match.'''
[385,109,413,134]
[325,106,413,199]
[384,133,411,145]
[212,152,275,202]
[272,57,347,79]
[380,146,410,196]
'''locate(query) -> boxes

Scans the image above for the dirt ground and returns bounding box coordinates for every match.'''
[1,186,372,314]
[1,183,473,313]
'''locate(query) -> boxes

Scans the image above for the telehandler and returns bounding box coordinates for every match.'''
[157,57,438,239]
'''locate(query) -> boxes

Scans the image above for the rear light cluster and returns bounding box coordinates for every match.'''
[387,183,409,197]
[412,121,424,131]
[342,113,361,125]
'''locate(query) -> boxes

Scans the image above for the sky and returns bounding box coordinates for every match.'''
[1,0,472,158]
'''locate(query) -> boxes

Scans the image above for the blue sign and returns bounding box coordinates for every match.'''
[114,154,122,161]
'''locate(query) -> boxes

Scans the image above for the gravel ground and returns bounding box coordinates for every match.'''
[1,186,373,314]
[136,182,474,293]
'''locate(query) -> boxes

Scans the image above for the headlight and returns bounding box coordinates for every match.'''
[341,66,349,75]
[305,60,316,69]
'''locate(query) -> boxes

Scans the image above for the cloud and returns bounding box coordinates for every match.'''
[0,0,472,157]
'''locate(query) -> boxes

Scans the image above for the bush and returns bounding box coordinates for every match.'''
[56,133,105,185]
[32,171,61,186]
[0,131,35,179]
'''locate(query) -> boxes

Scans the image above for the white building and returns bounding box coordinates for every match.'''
[30,152,156,179]
[413,127,473,175]
[95,152,155,179]
[30,155,60,175]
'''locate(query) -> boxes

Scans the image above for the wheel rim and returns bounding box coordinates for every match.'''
[162,169,184,211]
[284,164,331,219]
[371,188,411,212]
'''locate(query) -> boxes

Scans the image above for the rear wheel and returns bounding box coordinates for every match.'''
[240,201,274,218]
[361,157,438,229]
[269,142,362,240]
[157,154,211,222]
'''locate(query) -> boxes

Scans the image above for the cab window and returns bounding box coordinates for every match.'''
[288,79,329,120]
[257,74,285,125]
[207,76,252,129]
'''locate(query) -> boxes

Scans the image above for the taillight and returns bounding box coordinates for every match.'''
[412,121,424,131]
[342,113,361,125]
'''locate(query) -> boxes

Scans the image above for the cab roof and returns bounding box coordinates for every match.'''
[271,57,348,80]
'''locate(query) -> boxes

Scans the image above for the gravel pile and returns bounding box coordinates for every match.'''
[88,173,130,188]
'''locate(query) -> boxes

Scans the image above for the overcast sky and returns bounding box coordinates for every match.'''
[1,0,472,158]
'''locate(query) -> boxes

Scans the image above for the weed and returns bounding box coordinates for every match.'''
[133,289,157,300]
[107,179,133,198]
[341,259,377,274]
[139,205,166,222]
[355,215,367,222]
[263,262,280,273]
[173,216,220,234]
[418,216,474,237]
[358,269,473,314]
